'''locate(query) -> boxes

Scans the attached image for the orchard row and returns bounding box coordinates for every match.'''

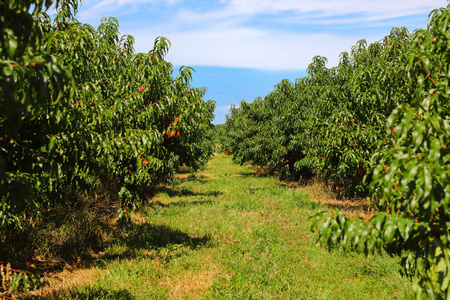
[223,29,412,196]
[0,1,215,227]
[223,4,450,298]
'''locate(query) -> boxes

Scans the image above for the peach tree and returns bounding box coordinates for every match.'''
[224,29,412,191]
[0,0,74,226]
[0,0,215,227]
[312,5,450,298]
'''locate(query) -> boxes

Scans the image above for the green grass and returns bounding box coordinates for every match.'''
[63,154,412,299]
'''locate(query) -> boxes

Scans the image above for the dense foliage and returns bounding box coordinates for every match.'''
[0,0,215,228]
[224,28,412,195]
[312,7,450,299]
[224,4,450,298]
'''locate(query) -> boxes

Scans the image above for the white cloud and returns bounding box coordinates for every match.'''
[215,105,234,113]
[167,0,446,26]
[78,0,181,21]
[90,0,180,9]
[132,26,367,70]
[225,0,445,19]
[76,0,448,70]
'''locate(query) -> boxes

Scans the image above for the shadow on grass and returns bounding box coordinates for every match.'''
[155,186,222,198]
[66,286,134,300]
[101,222,213,262]
[126,223,210,249]
[175,174,209,183]
[148,199,213,208]
[27,286,134,300]
[27,222,212,299]
[320,200,374,215]
[291,198,322,210]
[238,170,255,176]
[238,165,280,178]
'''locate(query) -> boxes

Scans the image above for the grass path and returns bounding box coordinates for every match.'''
[62,154,411,299]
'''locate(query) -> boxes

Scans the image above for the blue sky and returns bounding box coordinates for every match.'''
[71,0,447,124]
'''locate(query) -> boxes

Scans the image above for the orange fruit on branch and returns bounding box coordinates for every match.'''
[164,129,171,139]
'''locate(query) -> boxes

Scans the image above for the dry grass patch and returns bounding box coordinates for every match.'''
[130,211,148,224]
[163,269,222,299]
[26,267,100,299]
[174,173,193,181]
[282,178,376,220]
[195,173,214,179]
[253,165,273,177]
[160,252,226,299]
[176,165,191,174]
